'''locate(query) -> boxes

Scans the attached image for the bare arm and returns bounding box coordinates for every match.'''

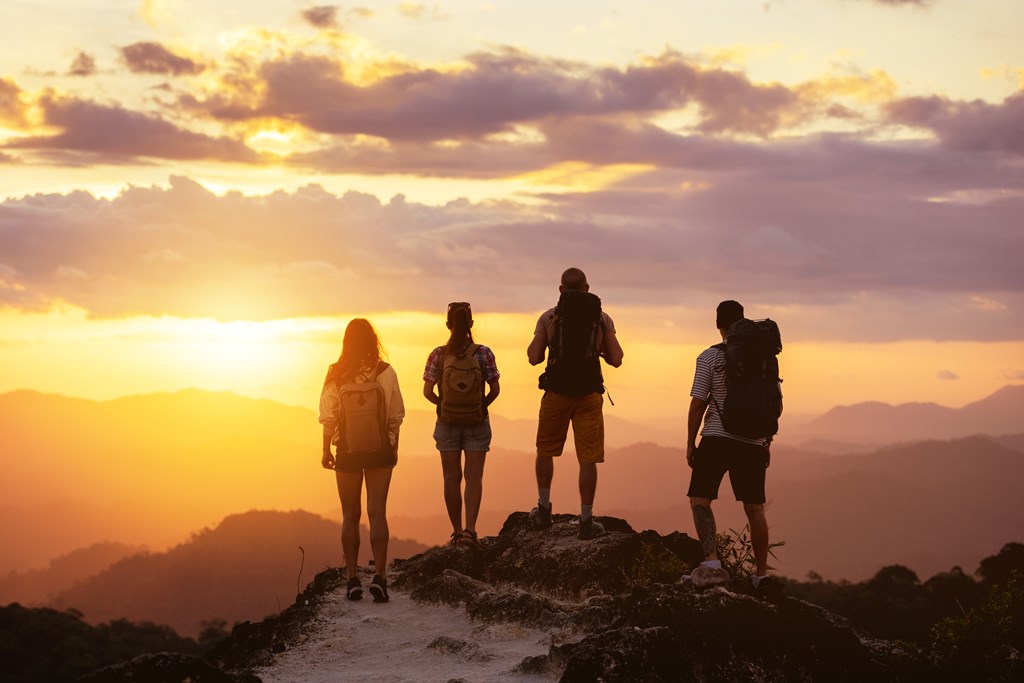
[484,379,500,407]
[527,329,547,366]
[686,397,708,468]
[423,380,439,405]
[601,328,624,368]
[321,424,335,469]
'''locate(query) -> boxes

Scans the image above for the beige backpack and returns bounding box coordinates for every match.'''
[440,344,484,424]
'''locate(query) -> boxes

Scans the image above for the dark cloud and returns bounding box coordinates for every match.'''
[887,93,1024,155]
[936,369,960,380]
[68,52,97,77]
[0,78,28,127]
[187,49,810,142]
[121,41,204,76]
[0,167,1020,341]
[6,95,260,163]
[301,5,340,28]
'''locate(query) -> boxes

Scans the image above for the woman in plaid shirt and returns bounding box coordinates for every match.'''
[422,302,500,549]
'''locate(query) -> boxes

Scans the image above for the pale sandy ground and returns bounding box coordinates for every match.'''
[255,574,561,683]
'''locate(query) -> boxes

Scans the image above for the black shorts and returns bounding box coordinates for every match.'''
[687,436,768,504]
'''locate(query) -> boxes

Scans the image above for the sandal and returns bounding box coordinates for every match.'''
[369,574,389,603]
[457,529,481,549]
[346,576,363,601]
[449,530,464,546]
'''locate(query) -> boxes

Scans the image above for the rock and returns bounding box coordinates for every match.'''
[410,568,490,606]
[76,652,261,683]
[427,635,492,661]
[685,564,730,589]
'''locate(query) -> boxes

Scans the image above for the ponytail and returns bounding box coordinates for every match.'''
[445,304,474,354]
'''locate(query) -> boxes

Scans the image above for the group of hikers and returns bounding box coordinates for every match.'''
[318,268,784,603]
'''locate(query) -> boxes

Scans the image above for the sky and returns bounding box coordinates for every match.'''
[1,0,1023,421]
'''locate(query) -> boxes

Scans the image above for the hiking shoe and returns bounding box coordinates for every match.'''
[529,503,553,530]
[458,529,481,549]
[369,575,389,603]
[346,577,363,601]
[577,516,605,540]
[681,564,730,588]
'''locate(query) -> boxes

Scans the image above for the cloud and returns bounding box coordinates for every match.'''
[1002,369,1024,381]
[187,48,811,143]
[68,51,97,77]
[886,93,1024,155]
[0,78,28,127]
[936,369,960,380]
[121,41,205,76]
[301,6,340,29]
[0,174,1021,343]
[6,95,260,163]
[399,2,449,21]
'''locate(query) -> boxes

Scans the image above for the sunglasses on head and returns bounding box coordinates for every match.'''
[447,301,471,310]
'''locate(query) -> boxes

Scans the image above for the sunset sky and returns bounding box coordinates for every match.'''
[1,0,1022,421]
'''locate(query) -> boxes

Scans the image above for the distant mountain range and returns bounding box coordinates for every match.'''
[792,384,1024,444]
[2,386,1022,585]
[43,509,428,637]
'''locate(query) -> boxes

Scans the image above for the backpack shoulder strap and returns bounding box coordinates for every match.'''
[374,361,390,378]
[464,343,480,357]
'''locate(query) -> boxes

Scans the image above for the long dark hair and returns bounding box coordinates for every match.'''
[445,303,474,354]
[324,318,386,387]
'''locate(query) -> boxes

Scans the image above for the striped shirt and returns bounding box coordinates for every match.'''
[690,345,773,446]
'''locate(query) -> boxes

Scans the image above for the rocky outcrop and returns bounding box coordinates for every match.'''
[76,653,261,683]
[209,512,921,682]
[394,513,916,682]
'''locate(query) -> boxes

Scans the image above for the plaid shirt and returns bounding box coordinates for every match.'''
[423,342,500,384]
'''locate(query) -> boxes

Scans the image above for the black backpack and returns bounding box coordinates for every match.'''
[539,291,605,397]
[713,318,783,439]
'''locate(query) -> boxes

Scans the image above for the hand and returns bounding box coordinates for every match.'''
[321,451,335,470]
[763,444,771,469]
[686,443,697,469]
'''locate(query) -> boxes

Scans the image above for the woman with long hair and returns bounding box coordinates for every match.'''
[319,318,405,602]
[422,302,500,548]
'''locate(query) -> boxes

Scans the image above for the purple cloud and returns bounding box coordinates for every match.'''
[186,49,810,142]
[68,52,96,77]
[6,95,259,162]
[121,42,204,76]
[301,6,340,29]
[887,93,1024,155]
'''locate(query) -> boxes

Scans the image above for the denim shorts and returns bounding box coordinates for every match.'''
[433,416,492,452]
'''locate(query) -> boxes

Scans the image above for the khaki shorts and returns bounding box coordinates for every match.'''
[536,391,604,463]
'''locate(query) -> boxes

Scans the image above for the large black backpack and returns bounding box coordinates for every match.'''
[714,318,783,439]
[540,291,604,397]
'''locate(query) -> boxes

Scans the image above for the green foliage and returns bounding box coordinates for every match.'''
[929,570,1024,682]
[623,542,685,589]
[714,525,785,579]
[0,604,202,683]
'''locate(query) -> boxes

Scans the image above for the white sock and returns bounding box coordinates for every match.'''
[700,559,722,569]
[581,504,593,521]
[538,488,551,507]
[752,574,769,587]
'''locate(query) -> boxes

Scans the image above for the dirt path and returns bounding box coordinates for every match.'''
[255,575,557,683]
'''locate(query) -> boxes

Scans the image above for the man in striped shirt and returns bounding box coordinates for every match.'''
[685,300,780,589]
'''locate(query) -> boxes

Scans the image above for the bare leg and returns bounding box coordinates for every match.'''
[440,451,464,536]
[578,461,597,506]
[690,497,719,562]
[364,467,393,580]
[463,451,486,534]
[744,502,769,575]
[336,470,364,578]
[535,454,554,490]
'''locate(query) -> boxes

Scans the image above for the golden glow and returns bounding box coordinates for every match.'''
[2,305,1023,424]
[515,161,656,191]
